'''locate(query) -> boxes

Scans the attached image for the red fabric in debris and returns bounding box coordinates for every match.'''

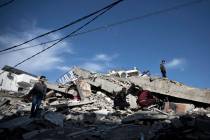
[137,90,156,107]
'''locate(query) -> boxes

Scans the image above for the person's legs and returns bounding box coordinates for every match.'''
[162,71,167,78]
[34,96,42,116]
[30,95,37,117]
[163,72,167,78]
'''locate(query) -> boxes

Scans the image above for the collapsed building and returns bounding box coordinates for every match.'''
[0,66,210,140]
[0,65,37,94]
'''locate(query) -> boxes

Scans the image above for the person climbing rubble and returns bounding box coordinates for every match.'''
[29,76,47,117]
[160,60,167,78]
[136,88,158,108]
[113,87,130,110]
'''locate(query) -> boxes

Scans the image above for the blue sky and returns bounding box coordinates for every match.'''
[0,0,210,88]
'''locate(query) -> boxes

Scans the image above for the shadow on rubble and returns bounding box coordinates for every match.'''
[1,108,210,140]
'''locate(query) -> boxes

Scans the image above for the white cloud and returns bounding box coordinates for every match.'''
[85,53,119,72]
[166,58,186,70]
[77,53,119,72]
[94,54,111,61]
[81,62,104,72]
[56,66,71,71]
[0,23,73,74]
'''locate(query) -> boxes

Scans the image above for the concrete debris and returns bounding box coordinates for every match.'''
[44,112,64,127]
[75,79,92,101]
[0,116,33,130]
[22,129,48,140]
[126,94,138,109]
[164,102,195,115]
[0,66,210,139]
[129,76,210,104]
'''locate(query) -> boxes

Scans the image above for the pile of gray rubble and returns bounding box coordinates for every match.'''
[1,67,210,140]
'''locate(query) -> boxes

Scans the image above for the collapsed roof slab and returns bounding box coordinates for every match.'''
[72,67,123,93]
[71,67,210,104]
[128,76,210,104]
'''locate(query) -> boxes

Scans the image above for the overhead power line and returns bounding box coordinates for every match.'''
[0,39,59,55]
[0,0,206,56]
[0,0,123,53]
[13,1,123,68]
[0,0,15,8]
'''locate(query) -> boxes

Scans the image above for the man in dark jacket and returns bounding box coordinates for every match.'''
[29,76,47,117]
[114,87,129,110]
[160,60,167,78]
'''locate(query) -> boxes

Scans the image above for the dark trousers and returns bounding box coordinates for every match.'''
[161,71,167,78]
[31,95,42,117]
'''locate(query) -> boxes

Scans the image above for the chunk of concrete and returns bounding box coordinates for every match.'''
[44,112,64,127]
[68,99,95,107]
[122,112,168,124]
[76,80,92,100]
[23,129,48,140]
[126,94,138,109]
[164,102,195,114]
[0,99,10,107]
[0,116,33,130]
[129,76,210,104]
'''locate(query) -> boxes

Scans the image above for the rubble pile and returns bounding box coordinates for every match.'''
[0,67,210,140]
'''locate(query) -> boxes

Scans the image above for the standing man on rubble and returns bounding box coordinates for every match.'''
[29,76,47,118]
[160,60,167,78]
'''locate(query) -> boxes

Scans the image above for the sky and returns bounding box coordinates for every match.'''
[0,0,210,88]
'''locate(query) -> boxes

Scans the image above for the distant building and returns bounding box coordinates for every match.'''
[107,67,140,78]
[0,65,38,94]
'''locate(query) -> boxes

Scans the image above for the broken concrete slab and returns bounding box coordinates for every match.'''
[88,77,123,93]
[122,112,168,124]
[0,116,33,130]
[0,98,10,107]
[44,112,64,127]
[22,129,48,140]
[45,90,55,98]
[129,76,210,104]
[94,109,109,116]
[49,100,67,108]
[164,102,195,114]
[45,83,74,94]
[66,128,95,137]
[69,68,124,93]
[76,80,92,101]
[68,99,95,107]
[126,94,138,109]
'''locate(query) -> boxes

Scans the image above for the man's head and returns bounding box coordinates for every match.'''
[161,60,166,64]
[39,76,47,83]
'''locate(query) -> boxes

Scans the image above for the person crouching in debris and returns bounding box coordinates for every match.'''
[136,88,158,108]
[160,60,167,78]
[29,76,47,118]
[114,87,129,110]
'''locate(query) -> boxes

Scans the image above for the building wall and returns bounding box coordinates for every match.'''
[0,70,37,93]
[0,70,18,92]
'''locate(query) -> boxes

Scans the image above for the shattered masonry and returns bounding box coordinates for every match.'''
[0,66,210,140]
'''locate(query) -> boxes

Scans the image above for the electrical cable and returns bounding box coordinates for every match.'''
[0,0,123,53]
[13,2,121,68]
[0,0,15,8]
[0,0,206,56]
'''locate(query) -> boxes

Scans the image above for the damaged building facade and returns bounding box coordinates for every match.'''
[0,66,210,140]
[0,65,37,94]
